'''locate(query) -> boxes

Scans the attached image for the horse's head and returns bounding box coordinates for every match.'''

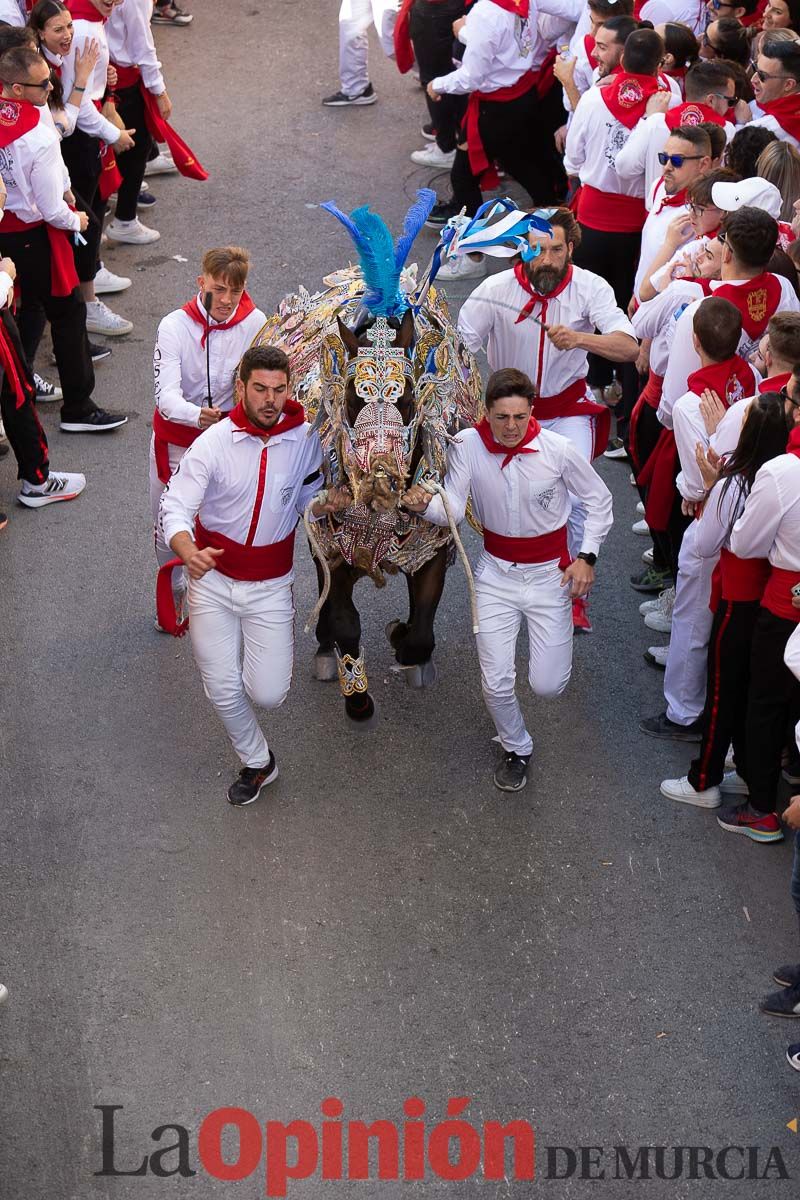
[336,308,416,512]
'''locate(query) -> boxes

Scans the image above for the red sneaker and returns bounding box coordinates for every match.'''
[572,596,592,634]
[716,804,783,843]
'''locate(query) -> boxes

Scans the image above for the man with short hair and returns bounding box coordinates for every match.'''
[559,0,635,110]
[0,45,126,433]
[150,246,266,586]
[402,367,613,792]
[749,36,800,148]
[159,346,340,806]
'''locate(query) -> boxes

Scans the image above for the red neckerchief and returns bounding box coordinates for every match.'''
[600,72,666,130]
[713,274,784,340]
[0,98,39,149]
[664,101,726,131]
[652,181,687,216]
[787,424,800,460]
[182,291,256,348]
[488,0,530,16]
[513,261,573,324]
[67,0,106,21]
[584,34,598,69]
[476,414,541,468]
[686,354,756,407]
[228,398,305,440]
[757,94,800,143]
[759,371,792,394]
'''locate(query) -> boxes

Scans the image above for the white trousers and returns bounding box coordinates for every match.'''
[475,556,573,757]
[664,520,715,725]
[538,414,594,559]
[338,0,398,95]
[188,569,295,768]
[149,435,189,568]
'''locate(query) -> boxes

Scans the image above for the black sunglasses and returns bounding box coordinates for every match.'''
[780,384,800,409]
[658,152,706,167]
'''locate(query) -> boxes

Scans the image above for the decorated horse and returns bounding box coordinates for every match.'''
[252,192,551,724]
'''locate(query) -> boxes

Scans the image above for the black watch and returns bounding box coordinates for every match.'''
[577,551,597,567]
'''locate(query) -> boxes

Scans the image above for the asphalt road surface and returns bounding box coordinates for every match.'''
[2,3,799,1197]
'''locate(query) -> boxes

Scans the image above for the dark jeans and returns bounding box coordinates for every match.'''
[60,128,106,283]
[631,399,671,577]
[0,309,48,485]
[114,84,154,221]
[573,223,640,399]
[409,0,466,152]
[0,226,95,418]
[449,85,544,215]
[745,608,800,814]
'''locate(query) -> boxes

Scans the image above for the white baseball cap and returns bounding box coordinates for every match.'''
[711,177,782,219]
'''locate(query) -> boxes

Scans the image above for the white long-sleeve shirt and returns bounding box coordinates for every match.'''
[616,110,735,202]
[695,477,745,560]
[431,0,537,95]
[631,278,704,376]
[159,416,323,552]
[749,103,800,151]
[106,0,166,94]
[0,106,81,232]
[634,177,691,301]
[564,83,679,198]
[639,0,707,37]
[0,0,25,27]
[61,18,121,145]
[730,453,800,570]
[658,276,800,427]
[422,425,613,562]
[673,372,762,502]
[458,264,634,397]
[154,297,267,426]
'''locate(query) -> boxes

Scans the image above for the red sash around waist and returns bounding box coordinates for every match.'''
[112,64,208,180]
[483,523,570,569]
[628,372,664,475]
[91,99,122,201]
[464,68,537,189]
[762,566,800,623]
[710,548,771,610]
[0,210,79,297]
[641,369,664,410]
[194,519,295,582]
[152,406,203,484]
[534,378,611,459]
[577,184,647,234]
[637,426,677,532]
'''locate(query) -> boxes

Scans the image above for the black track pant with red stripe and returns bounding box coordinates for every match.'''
[0,309,48,485]
[745,608,800,814]
[688,598,759,792]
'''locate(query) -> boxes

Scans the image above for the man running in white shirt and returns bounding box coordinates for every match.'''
[403,367,613,792]
[159,345,348,806]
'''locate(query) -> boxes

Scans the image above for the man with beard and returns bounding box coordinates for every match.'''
[457,206,637,631]
[557,11,638,119]
[748,35,800,148]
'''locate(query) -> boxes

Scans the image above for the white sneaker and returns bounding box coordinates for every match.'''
[144,152,177,176]
[648,644,670,667]
[644,608,672,633]
[410,144,456,168]
[18,470,86,508]
[94,265,131,294]
[639,585,675,617]
[720,771,749,797]
[632,518,649,536]
[0,983,7,1004]
[437,254,486,281]
[642,547,654,565]
[106,217,160,245]
[660,775,721,809]
[636,500,645,515]
[85,299,133,337]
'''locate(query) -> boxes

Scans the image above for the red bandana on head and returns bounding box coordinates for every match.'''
[182,291,256,347]
[664,101,726,131]
[476,414,541,468]
[756,94,800,145]
[601,72,666,129]
[686,354,756,408]
[714,274,784,341]
[66,0,106,22]
[228,398,305,440]
[513,261,573,324]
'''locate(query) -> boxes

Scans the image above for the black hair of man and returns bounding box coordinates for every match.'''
[693,297,742,362]
[685,58,736,102]
[621,29,665,76]
[722,206,779,270]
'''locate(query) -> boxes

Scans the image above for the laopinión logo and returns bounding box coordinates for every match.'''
[94,1100,790,1195]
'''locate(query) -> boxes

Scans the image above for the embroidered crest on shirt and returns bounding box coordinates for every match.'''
[746,287,768,324]
[534,487,557,511]
[280,484,293,508]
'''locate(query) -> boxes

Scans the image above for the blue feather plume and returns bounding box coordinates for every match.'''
[350,205,402,315]
[320,201,371,261]
[395,188,436,272]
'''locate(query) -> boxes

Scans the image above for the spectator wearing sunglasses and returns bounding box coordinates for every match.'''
[700,17,750,65]
[641,165,739,300]
[749,36,800,146]
[705,0,764,28]
[617,58,737,199]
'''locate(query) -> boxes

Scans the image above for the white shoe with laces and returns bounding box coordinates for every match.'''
[639,585,675,617]
[144,152,177,176]
[106,217,160,245]
[18,470,86,508]
[94,265,131,293]
[410,144,456,168]
[644,608,673,633]
[437,254,486,281]
[660,776,721,809]
[85,299,133,337]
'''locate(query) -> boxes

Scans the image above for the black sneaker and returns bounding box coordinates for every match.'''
[422,122,436,140]
[51,341,112,365]
[322,83,377,107]
[787,1043,800,1071]
[425,200,460,229]
[760,982,800,1017]
[493,751,530,792]
[34,373,62,401]
[639,711,703,742]
[137,188,157,208]
[227,753,279,806]
[775,963,800,989]
[60,406,128,433]
[630,565,672,593]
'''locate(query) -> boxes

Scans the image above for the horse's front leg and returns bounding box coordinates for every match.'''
[388,546,448,687]
[319,562,376,723]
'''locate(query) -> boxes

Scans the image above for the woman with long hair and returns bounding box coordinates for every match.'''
[29,0,100,140]
[656,21,700,94]
[757,139,800,223]
[660,391,792,806]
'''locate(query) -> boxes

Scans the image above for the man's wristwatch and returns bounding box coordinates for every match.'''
[576,551,597,567]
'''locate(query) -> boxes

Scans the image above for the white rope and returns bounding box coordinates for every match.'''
[303,493,331,634]
[419,480,480,635]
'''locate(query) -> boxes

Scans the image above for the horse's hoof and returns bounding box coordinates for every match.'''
[312,652,338,682]
[405,660,438,689]
[385,620,401,645]
[345,693,377,728]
